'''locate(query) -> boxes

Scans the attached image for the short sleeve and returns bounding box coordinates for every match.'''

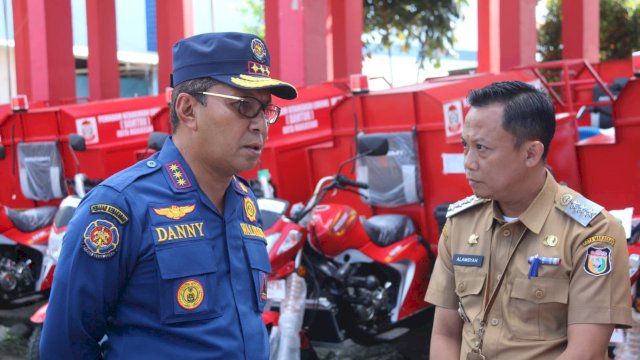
[425,218,459,309]
[567,213,633,327]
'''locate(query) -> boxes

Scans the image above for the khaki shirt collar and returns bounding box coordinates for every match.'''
[486,169,558,234]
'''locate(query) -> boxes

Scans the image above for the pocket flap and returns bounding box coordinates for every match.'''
[454,275,485,297]
[511,277,569,304]
[156,242,216,279]
[245,239,272,273]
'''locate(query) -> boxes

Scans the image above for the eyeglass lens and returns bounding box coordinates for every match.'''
[237,98,280,124]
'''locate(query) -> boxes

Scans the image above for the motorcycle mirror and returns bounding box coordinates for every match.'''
[0,144,5,160]
[148,132,169,151]
[356,133,389,157]
[68,134,86,152]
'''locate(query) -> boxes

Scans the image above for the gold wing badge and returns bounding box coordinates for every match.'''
[153,204,196,220]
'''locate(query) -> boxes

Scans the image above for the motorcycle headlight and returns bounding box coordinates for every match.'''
[276,230,302,255]
[266,232,281,254]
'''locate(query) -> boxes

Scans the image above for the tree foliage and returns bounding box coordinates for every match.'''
[362,0,468,69]
[239,0,467,70]
[538,0,640,62]
[238,0,265,39]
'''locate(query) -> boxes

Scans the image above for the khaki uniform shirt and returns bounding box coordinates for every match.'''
[425,173,632,359]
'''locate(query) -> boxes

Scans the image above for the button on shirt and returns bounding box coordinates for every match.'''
[425,173,632,360]
[41,138,271,360]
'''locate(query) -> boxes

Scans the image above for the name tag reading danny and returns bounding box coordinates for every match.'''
[453,254,484,267]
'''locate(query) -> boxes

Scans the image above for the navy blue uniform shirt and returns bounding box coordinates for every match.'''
[40,138,271,359]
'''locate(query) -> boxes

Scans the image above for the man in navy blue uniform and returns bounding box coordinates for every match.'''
[40,32,297,359]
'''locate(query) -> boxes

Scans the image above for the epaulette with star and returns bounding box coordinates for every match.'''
[446,195,489,218]
[556,192,603,227]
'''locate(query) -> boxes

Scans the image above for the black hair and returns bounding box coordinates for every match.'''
[169,78,218,133]
[467,81,556,160]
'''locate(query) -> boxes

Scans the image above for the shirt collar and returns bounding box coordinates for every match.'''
[485,169,559,234]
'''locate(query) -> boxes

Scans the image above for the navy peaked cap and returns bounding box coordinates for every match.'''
[171,32,297,100]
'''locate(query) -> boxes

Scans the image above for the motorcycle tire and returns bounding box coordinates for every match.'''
[26,324,42,360]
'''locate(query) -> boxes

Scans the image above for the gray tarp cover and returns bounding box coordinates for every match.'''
[356,132,422,207]
[18,142,67,201]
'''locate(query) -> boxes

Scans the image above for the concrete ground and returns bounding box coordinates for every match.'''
[0,299,45,359]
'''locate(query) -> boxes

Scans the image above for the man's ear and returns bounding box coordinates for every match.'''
[175,93,198,130]
[525,140,545,167]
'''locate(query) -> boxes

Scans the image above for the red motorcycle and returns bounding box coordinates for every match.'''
[0,204,56,305]
[263,136,434,358]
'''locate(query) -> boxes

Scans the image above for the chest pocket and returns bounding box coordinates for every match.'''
[454,273,486,323]
[507,277,569,340]
[155,240,221,324]
[243,237,272,312]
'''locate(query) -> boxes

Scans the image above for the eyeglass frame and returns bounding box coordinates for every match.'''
[195,91,281,125]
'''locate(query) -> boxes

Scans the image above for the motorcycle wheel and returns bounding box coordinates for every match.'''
[26,324,42,360]
[337,302,389,346]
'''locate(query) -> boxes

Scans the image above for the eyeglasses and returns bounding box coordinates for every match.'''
[198,92,281,125]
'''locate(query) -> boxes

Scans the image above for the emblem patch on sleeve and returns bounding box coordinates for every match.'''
[584,246,612,276]
[82,219,120,259]
[176,279,204,310]
[244,197,257,222]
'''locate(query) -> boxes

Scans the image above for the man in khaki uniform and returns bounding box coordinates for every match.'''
[425,81,632,359]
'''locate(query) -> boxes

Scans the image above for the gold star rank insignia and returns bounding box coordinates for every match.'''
[164,160,192,190]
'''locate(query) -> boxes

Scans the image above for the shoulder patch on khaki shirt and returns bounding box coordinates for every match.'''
[446,195,489,218]
[555,192,603,227]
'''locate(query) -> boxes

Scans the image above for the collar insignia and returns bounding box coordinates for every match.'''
[468,233,479,246]
[235,177,249,193]
[543,235,558,247]
[165,160,192,190]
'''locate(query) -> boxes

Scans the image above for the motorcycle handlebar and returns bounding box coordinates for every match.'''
[336,174,369,189]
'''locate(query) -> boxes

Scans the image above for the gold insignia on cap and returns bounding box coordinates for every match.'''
[231,74,290,88]
[244,197,257,222]
[560,194,573,206]
[468,233,479,246]
[250,38,267,63]
[543,235,558,247]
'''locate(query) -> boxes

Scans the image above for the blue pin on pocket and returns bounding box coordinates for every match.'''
[527,255,561,279]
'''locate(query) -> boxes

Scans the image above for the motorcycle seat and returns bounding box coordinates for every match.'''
[5,206,57,233]
[362,214,416,247]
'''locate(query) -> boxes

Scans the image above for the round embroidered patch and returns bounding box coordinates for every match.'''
[244,197,257,222]
[176,279,205,310]
[82,219,120,259]
[250,38,267,63]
